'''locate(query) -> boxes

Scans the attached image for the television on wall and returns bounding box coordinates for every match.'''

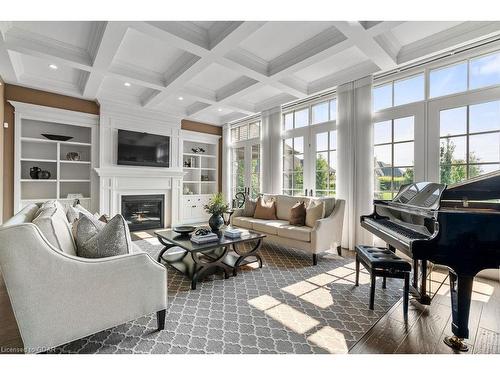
[117,129,170,167]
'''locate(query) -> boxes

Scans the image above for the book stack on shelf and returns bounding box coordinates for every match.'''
[191,231,219,244]
[224,227,242,238]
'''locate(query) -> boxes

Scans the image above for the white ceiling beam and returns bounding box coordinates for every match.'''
[83,22,129,98]
[141,21,266,109]
[332,21,398,71]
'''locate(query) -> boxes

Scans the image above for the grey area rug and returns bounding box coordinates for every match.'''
[53,238,403,354]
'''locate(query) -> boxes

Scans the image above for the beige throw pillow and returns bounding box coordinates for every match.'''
[305,200,325,228]
[289,201,306,226]
[253,196,277,220]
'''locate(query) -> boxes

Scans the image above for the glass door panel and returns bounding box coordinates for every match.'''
[231,147,245,197]
[250,144,260,198]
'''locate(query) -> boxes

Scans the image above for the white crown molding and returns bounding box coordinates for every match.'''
[8,100,98,126]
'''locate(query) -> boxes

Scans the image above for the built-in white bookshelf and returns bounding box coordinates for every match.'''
[182,139,218,196]
[12,102,99,212]
[181,132,220,224]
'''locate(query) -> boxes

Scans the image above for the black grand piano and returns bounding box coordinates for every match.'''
[361,170,500,351]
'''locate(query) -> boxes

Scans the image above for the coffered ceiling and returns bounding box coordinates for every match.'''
[1,21,499,125]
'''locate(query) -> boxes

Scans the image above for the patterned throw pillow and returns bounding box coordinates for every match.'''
[253,196,277,220]
[75,214,132,258]
[305,200,325,228]
[289,201,306,226]
[243,197,257,217]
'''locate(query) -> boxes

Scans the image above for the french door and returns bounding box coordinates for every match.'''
[231,142,260,199]
[282,122,337,197]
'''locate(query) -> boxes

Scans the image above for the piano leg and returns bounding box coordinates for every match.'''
[412,259,419,288]
[419,260,431,305]
[444,271,473,352]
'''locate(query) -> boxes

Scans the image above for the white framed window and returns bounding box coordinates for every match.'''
[439,100,500,184]
[373,116,415,199]
[282,98,337,130]
[229,120,261,199]
[373,73,425,112]
[281,96,338,196]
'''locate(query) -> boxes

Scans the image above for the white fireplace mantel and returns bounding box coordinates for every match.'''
[95,167,184,178]
[95,166,183,227]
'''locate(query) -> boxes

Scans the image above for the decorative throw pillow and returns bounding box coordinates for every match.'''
[253,196,277,220]
[289,201,306,226]
[73,212,106,247]
[243,197,257,217]
[75,214,132,258]
[305,200,325,228]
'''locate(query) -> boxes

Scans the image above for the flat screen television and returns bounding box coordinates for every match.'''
[117,129,170,167]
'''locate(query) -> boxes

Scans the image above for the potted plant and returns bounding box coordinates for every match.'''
[204,192,230,232]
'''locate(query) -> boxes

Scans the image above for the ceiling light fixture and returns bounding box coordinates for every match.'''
[178,96,184,101]
[49,64,58,70]
[124,82,131,87]
[218,108,222,112]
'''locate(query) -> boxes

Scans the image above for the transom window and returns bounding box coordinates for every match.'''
[231,121,260,143]
[373,116,415,199]
[373,74,425,112]
[283,98,337,130]
[439,100,500,184]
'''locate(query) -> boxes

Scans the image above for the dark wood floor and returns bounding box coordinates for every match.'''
[350,268,500,354]
[1,240,498,353]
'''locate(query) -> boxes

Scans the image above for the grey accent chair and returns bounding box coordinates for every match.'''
[0,203,167,353]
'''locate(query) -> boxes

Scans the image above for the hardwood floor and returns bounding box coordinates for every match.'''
[0,270,23,352]
[1,249,498,354]
[350,269,500,354]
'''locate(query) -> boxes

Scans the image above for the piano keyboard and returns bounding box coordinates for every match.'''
[364,218,430,242]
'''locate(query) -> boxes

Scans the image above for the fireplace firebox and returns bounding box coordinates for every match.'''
[121,195,164,231]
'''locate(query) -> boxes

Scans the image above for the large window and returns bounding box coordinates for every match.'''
[315,131,337,196]
[439,101,500,184]
[374,116,415,199]
[282,96,337,196]
[283,137,304,196]
[230,120,261,199]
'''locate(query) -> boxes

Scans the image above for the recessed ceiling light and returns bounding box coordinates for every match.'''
[124,82,131,87]
[49,64,58,70]
[178,96,184,101]
[218,108,222,112]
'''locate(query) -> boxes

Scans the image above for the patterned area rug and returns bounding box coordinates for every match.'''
[53,238,403,354]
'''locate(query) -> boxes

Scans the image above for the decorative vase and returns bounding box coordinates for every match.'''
[30,167,41,179]
[208,214,224,232]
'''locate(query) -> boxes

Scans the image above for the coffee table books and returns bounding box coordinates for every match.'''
[191,232,219,244]
[224,227,242,238]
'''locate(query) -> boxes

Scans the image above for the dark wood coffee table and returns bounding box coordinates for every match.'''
[155,228,266,290]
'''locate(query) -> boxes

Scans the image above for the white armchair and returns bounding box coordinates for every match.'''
[0,220,167,353]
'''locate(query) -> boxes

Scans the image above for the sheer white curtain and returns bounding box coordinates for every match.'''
[337,76,374,250]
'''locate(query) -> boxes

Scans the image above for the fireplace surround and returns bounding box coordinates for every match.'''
[121,194,164,231]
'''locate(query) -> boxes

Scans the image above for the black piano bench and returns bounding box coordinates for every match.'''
[355,245,412,322]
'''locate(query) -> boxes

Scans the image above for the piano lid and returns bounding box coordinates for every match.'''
[441,170,500,201]
[390,181,447,211]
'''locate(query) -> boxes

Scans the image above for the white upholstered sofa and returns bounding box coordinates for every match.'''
[0,202,167,353]
[231,194,345,265]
